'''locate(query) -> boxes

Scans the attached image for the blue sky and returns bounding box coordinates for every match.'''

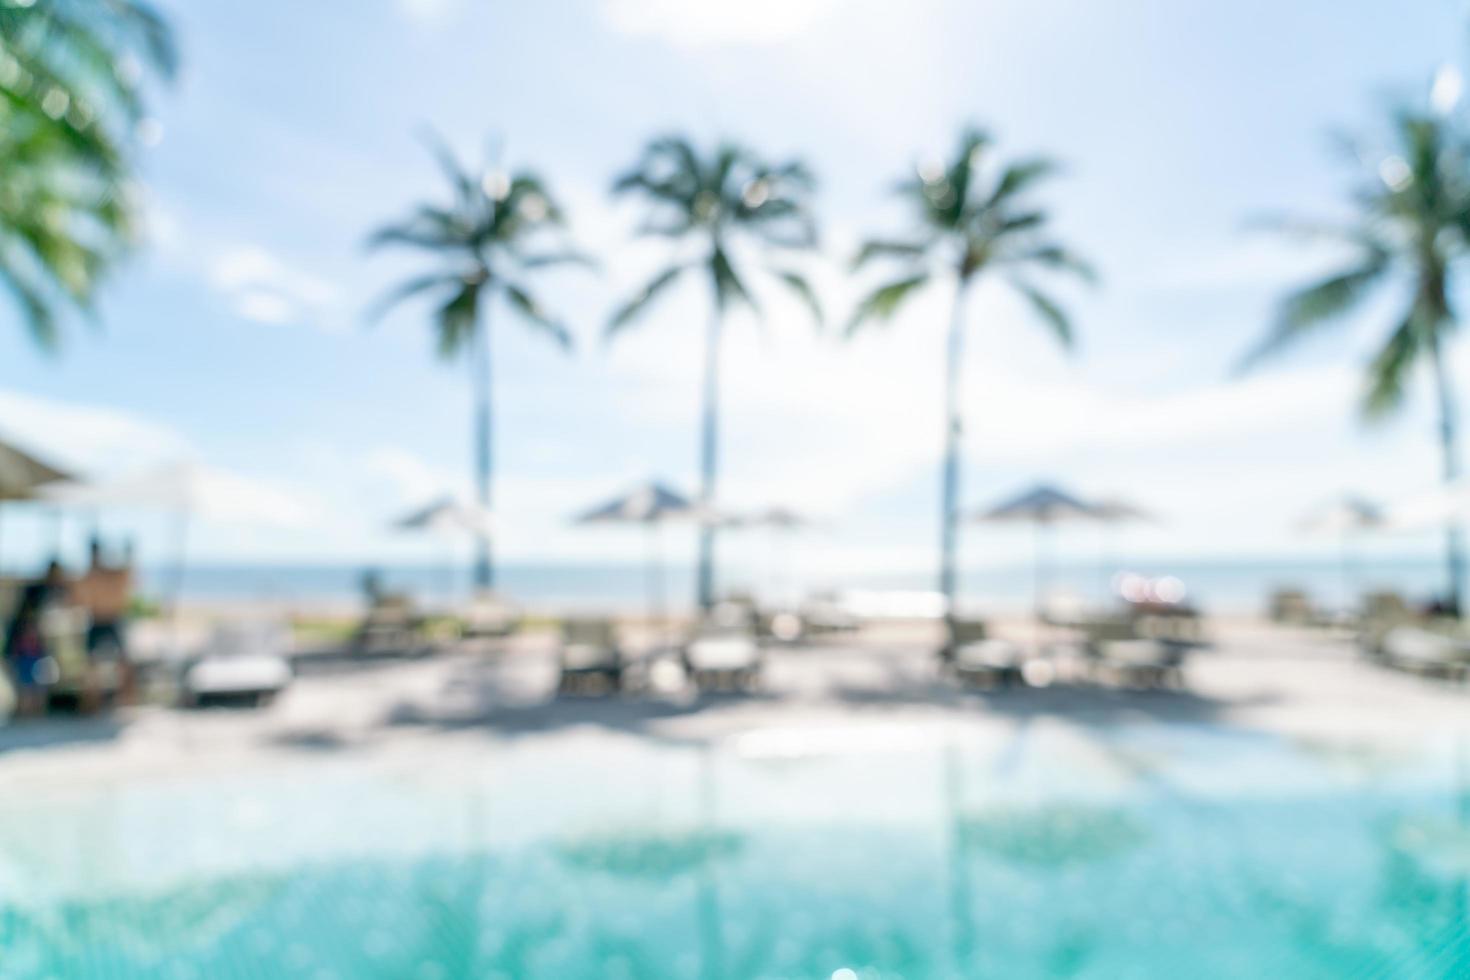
[3,0,1470,575]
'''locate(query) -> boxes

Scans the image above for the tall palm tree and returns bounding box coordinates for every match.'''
[607,135,822,610]
[369,137,586,589]
[0,0,177,346]
[848,127,1093,630]
[1241,107,1470,613]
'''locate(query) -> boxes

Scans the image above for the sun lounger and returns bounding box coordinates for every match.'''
[1379,626,1469,681]
[556,617,623,695]
[944,618,1022,688]
[1083,619,1184,688]
[1268,588,1316,625]
[460,590,520,639]
[349,592,428,657]
[799,593,862,635]
[181,621,293,708]
[1358,591,1423,658]
[685,603,762,692]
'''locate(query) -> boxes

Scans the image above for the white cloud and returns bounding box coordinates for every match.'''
[1146,236,1358,293]
[0,389,190,475]
[208,245,343,329]
[364,446,463,506]
[601,0,845,46]
[181,465,320,529]
[0,390,325,550]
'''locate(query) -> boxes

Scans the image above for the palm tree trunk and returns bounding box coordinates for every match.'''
[472,311,494,590]
[1431,334,1464,615]
[697,305,722,611]
[939,278,970,634]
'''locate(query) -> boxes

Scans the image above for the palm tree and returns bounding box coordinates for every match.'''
[848,127,1093,630]
[607,135,822,610]
[1241,107,1470,614]
[368,137,586,589]
[0,0,177,346]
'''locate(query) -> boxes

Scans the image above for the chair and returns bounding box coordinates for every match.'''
[685,602,763,693]
[181,621,293,708]
[350,592,428,657]
[1379,626,1468,681]
[799,592,861,635]
[1083,618,1184,688]
[1267,588,1315,625]
[460,590,520,639]
[944,618,1022,689]
[1358,591,1416,658]
[556,618,623,696]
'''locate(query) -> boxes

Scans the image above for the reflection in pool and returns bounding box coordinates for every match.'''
[3,727,1470,978]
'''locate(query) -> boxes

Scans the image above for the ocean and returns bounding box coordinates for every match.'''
[135,555,1455,615]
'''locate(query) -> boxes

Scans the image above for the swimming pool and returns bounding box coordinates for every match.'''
[2,723,1468,978]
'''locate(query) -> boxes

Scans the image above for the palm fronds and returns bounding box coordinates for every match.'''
[0,0,175,347]
[607,134,822,336]
[850,125,1091,345]
[367,135,583,354]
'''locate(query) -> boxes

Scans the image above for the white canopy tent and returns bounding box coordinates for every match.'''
[41,461,311,615]
[0,435,76,577]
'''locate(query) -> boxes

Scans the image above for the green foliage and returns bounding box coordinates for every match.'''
[1243,108,1470,421]
[606,135,821,337]
[844,275,927,336]
[367,134,584,360]
[126,593,162,620]
[849,125,1090,341]
[0,0,176,348]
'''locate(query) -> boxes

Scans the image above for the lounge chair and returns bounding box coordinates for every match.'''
[1379,626,1468,681]
[181,621,293,708]
[685,603,762,692]
[349,592,428,657]
[1268,587,1316,625]
[1083,619,1184,688]
[556,618,623,696]
[1358,591,1417,658]
[944,618,1022,689]
[460,590,520,639]
[799,592,862,635]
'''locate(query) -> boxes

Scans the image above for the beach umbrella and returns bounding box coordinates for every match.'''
[1300,495,1385,609]
[1382,483,1470,606]
[574,480,709,639]
[1091,497,1155,525]
[0,436,75,574]
[576,480,704,525]
[392,496,494,537]
[726,505,811,531]
[972,483,1101,620]
[391,497,494,602]
[723,505,818,606]
[1382,482,1470,533]
[1090,495,1158,598]
[0,438,71,500]
[1299,495,1384,535]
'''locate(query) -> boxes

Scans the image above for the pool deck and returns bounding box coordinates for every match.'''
[2,618,1469,790]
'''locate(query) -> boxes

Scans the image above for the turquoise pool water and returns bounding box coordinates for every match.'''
[3,726,1470,978]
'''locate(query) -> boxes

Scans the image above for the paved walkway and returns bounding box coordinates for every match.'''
[1,620,1468,791]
